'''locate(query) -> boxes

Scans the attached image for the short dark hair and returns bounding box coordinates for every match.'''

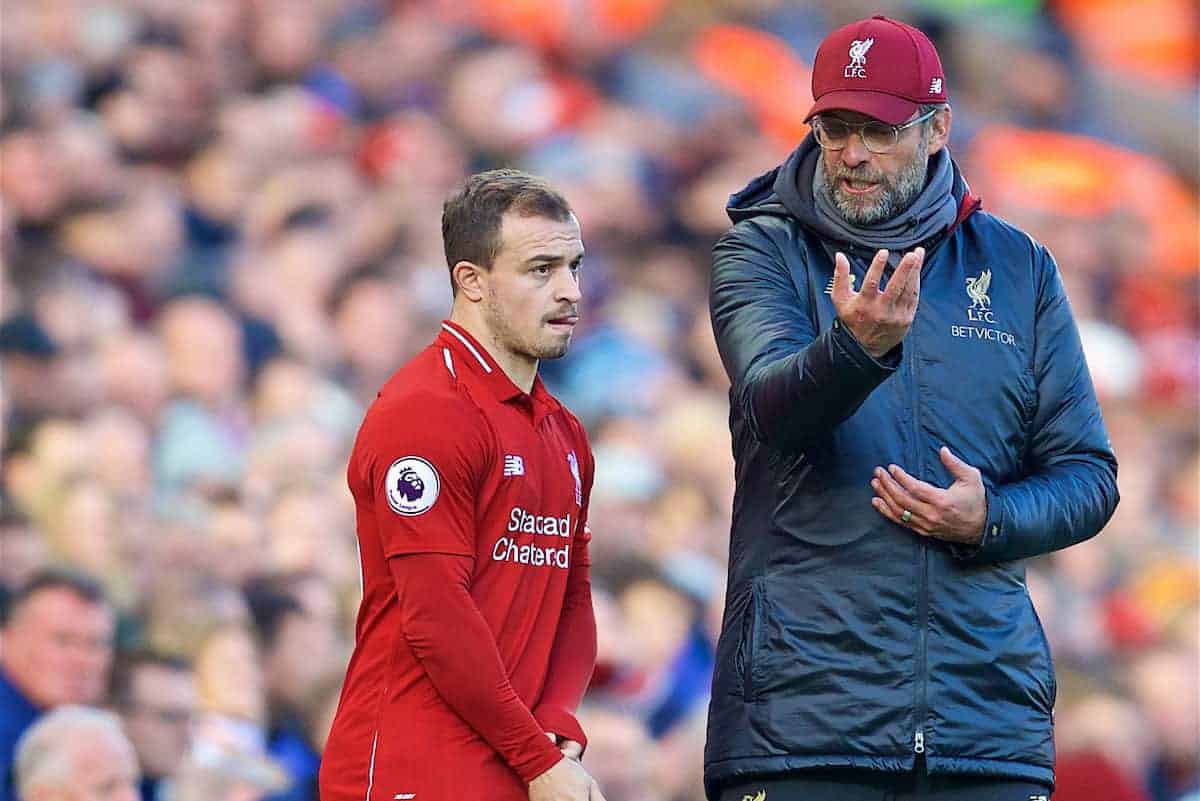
[0,502,32,531]
[111,649,193,707]
[592,554,699,608]
[2,566,110,626]
[244,577,305,653]
[441,169,573,296]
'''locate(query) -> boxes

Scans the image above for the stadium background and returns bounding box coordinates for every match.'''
[0,0,1196,799]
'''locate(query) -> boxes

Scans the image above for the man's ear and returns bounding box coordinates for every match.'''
[928,106,952,155]
[452,261,486,302]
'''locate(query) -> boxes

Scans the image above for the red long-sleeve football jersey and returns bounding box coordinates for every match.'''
[320,321,597,801]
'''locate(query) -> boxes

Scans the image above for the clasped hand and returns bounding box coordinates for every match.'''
[871,447,987,545]
[529,739,605,801]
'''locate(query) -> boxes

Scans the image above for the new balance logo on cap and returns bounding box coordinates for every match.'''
[503,455,525,477]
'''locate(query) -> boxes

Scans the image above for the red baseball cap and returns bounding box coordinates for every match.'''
[805,15,948,126]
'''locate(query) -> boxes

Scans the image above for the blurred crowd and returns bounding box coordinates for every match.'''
[0,1,1196,800]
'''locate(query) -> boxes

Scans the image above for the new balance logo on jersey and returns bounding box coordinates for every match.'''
[503,455,525,477]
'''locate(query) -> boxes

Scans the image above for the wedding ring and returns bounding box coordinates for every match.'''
[901,509,912,524]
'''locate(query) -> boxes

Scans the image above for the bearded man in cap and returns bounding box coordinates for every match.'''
[704,15,1118,801]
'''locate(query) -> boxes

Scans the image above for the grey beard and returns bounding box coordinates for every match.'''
[821,134,930,226]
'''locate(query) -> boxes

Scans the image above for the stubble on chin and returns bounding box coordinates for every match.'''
[483,297,572,362]
[538,337,571,360]
[822,138,930,226]
[526,324,572,360]
[830,185,887,225]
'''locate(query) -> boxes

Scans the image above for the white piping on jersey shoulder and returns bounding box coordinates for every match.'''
[442,348,455,378]
[441,324,492,373]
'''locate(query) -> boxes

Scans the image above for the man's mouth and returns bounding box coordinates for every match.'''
[546,314,579,329]
[841,178,880,195]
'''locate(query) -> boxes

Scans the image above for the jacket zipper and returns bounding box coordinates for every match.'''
[909,279,930,759]
[916,517,929,758]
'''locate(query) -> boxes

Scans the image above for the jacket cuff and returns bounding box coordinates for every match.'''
[950,482,1004,563]
[532,704,588,754]
[831,318,902,373]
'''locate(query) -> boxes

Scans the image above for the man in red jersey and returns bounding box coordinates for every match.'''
[320,169,605,801]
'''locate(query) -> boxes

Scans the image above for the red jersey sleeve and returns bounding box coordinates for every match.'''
[389,553,565,784]
[361,391,493,559]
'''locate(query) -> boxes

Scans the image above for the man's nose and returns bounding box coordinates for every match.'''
[840,134,872,167]
[556,271,581,304]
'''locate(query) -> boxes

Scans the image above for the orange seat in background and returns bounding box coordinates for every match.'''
[969,126,1199,278]
[1054,0,1198,89]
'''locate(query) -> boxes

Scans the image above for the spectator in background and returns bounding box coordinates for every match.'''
[172,750,290,801]
[328,269,420,404]
[191,623,269,761]
[1053,690,1155,801]
[13,706,139,801]
[1,568,115,801]
[113,651,198,801]
[245,578,335,801]
[2,419,90,536]
[0,314,62,433]
[153,295,249,493]
[596,557,712,740]
[202,493,270,588]
[95,329,171,427]
[576,703,664,801]
[1131,648,1200,801]
[0,506,48,604]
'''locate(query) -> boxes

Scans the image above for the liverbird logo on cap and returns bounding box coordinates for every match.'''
[845,38,874,78]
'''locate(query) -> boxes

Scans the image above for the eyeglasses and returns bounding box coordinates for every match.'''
[812,109,937,155]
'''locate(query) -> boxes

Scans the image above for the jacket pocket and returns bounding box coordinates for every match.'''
[1025,587,1057,711]
[735,578,767,702]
